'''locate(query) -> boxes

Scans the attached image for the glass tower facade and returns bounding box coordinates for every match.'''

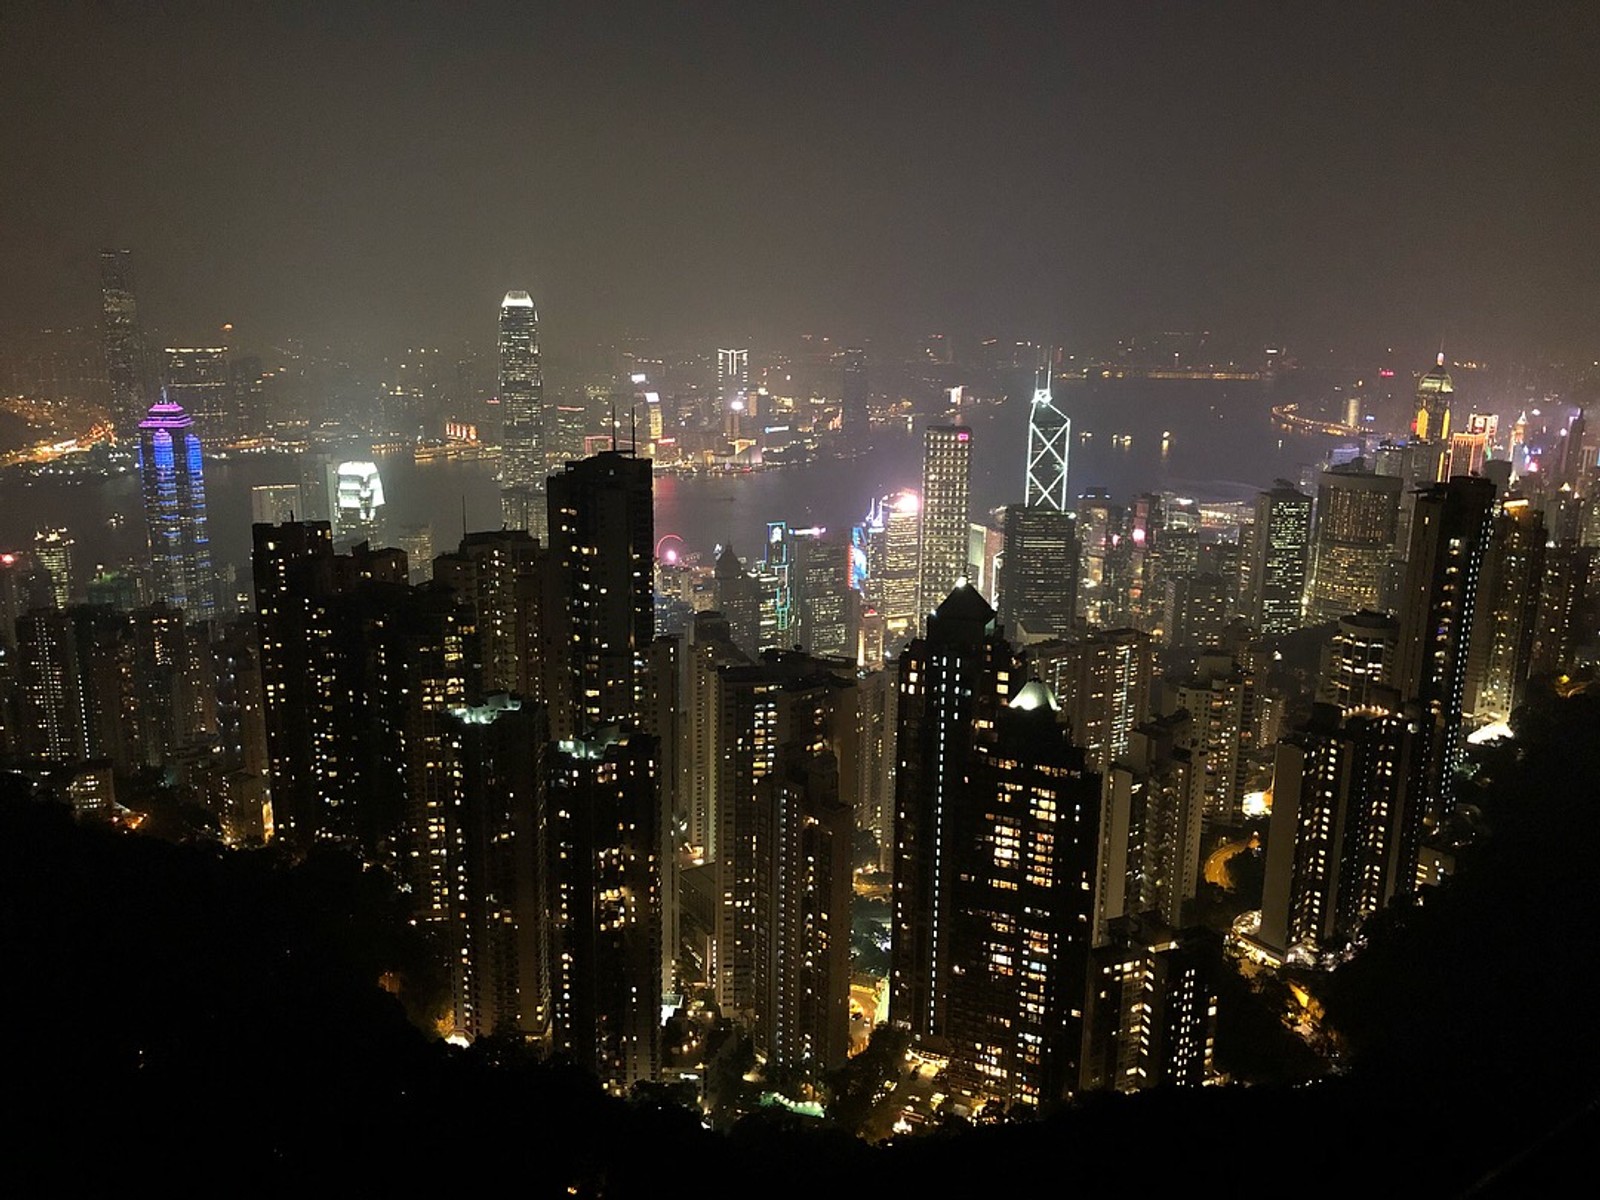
[139,395,215,623]
[498,290,545,534]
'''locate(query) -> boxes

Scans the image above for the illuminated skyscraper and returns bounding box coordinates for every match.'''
[946,681,1101,1107]
[1465,498,1544,721]
[793,528,852,658]
[1024,372,1071,511]
[879,492,922,642]
[1317,610,1399,712]
[713,652,858,1072]
[1000,374,1078,639]
[545,728,662,1092]
[1394,475,1495,827]
[99,249,150,436]
[1246,481,1311,634]
[1306,463,1402,624]
[32,528,74,609]
[139,396,215,623]
[718,347,750,438]
[916,425,973,625]
[498,291,545,533]
[545,449,654,737]
[1412,353,1454,444]
[1258,701,1427,960]
[332,460,386,548]
[890,583,1019,1046]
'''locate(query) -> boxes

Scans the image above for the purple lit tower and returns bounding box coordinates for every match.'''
[138,393,216,622]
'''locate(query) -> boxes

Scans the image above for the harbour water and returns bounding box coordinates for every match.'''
[0,376,1339,587]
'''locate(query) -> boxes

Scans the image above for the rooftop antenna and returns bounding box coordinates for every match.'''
[610,402,618,451]
[630,405,637,453]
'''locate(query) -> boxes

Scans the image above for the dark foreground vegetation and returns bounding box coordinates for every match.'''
[5,687,1598,1193]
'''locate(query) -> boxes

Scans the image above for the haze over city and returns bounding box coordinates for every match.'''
[6,2,1600,358]
[3,4,1600,1193]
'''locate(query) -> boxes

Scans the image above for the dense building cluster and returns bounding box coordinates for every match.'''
[6,260,1599,1126]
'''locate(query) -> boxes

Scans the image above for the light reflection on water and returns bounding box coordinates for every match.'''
[0,378,1337,586]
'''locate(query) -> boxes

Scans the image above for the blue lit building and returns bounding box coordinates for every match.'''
[139,394,215,623]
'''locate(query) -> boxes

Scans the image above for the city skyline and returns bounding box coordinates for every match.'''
[6,3,1600,1185]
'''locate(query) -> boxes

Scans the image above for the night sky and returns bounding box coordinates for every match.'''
[4,1,1598,357]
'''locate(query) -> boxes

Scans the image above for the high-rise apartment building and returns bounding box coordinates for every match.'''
[498,291,545,533]
[713,652,858,1072]
[890,583,1019,1045]
[1529,541,1592,681]
[1306,463,1401,624]
[1465,498,1545,721]
[677,610,751,862]
[545,450,654,737]
[139,396,215,624]
[545,728,662,1092]
[945,681,1102,1108]
[1025,628,1154,775]
[1246,481,1311,634]
[1082,916,1218,1093]
[1317,610,1399,711]
[916,425,973,626]
[433,529,549,700]
[1170,651,1256,822]
[1257,701,1428,960]
[1095,712,1208,937]
[1393,475,1496,827]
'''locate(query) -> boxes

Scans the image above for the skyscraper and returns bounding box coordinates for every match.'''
[1024,371,1071,511]
[1317,610,1400,712]
[718,347,750,439]
[945,681,1102,1107]
[1412,353,1454,444]
[713,652,859,1073]
[1000,374,1078,640]
[545,449,654,737]
[99,249,150,436]
[32,528,74,609]
[139,396,215,624]
[1246,481,1311,634]
[840,347,868,433]
[1305,462,1402,625]
[877,492,922,643]
[890,582,1019,1046]
[1394,475,1496,827]
[498,291,545,533]
[1465,498,1545,721]
[545,728,662,1092]
[332,461,386,548]
[916,425,973,625]
[162,347,233,447]
[1257,701,1428,960]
